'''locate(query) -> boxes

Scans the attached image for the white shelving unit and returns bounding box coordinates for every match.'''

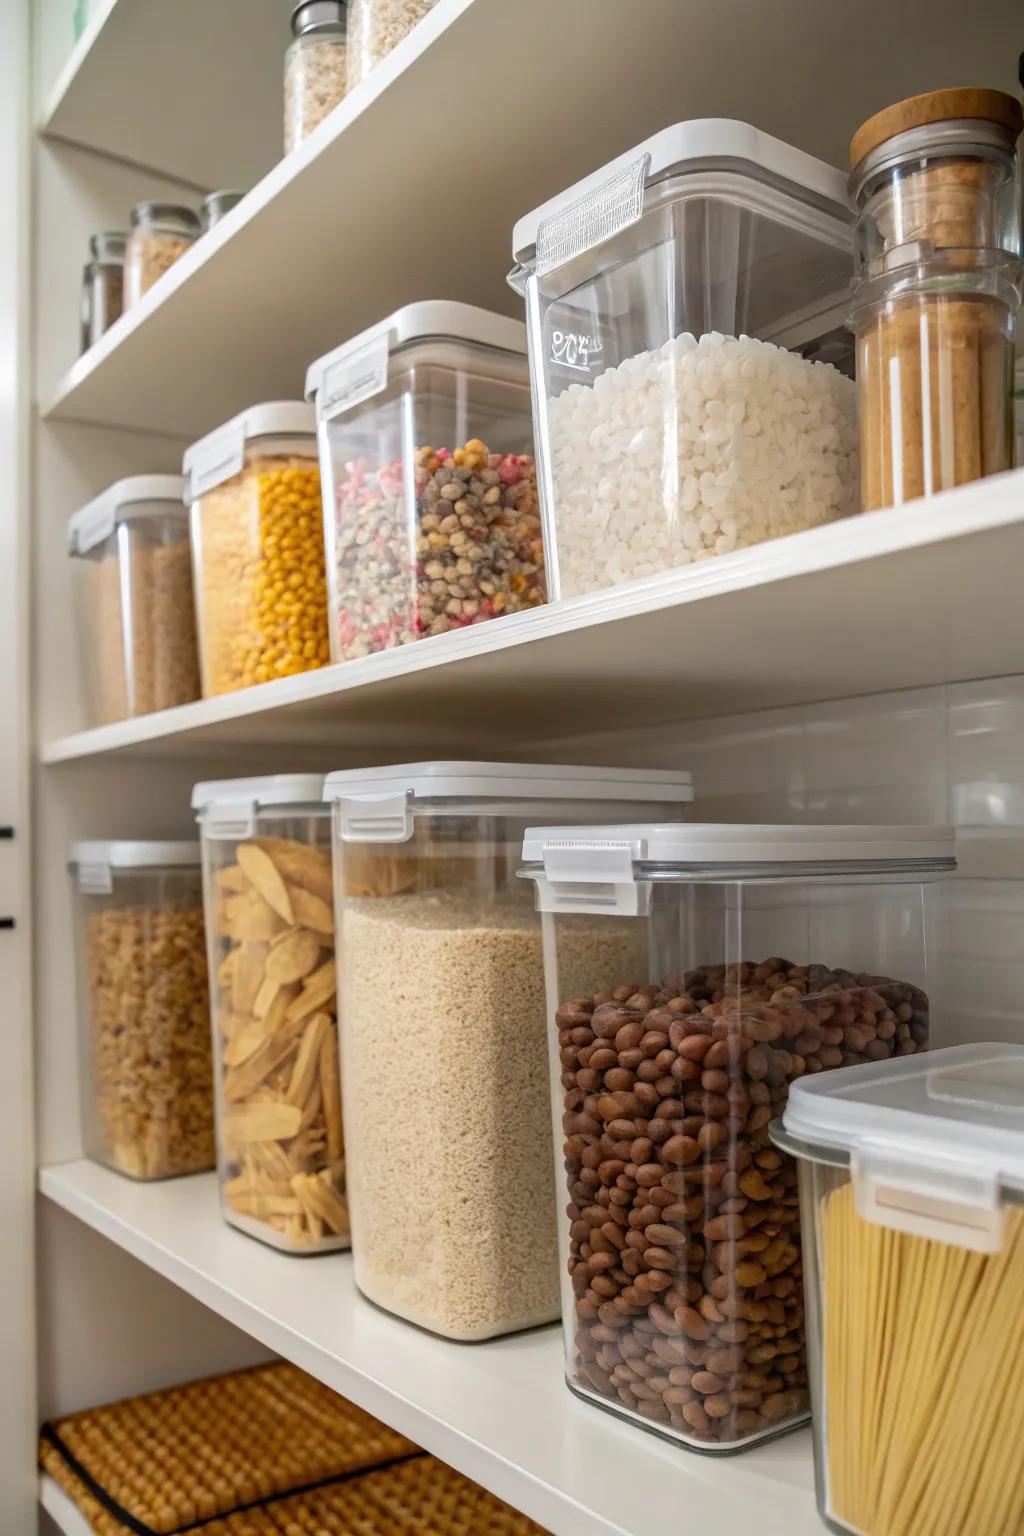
[15,0,1024,1533]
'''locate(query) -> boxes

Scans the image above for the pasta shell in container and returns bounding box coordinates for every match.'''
[775,1043,1024,1535]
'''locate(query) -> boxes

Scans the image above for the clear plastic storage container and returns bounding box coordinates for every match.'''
[776,1043,1024,1536]
[346,0,436,89]
[849,89,1023,511]
[306,302,543,661]
[185,402,330,695]
[80,231,125,352]
[70,841,214,1181]
[68,475,201,727]
[508,122,857,599]
[124,202,199,308]
[193,775,347,1253]
[522,822,954,1451]
[325,762,694,1339]
[285,1,348,153]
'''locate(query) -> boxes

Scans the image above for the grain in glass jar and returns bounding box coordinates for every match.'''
[201,190,244,231]
[80,231,126,352]
[346,0,436,89]
[285,1,348,153]
[124,202,199,308]
[185,402,330,695]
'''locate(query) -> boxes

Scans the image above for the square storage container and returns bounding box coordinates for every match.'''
[521,822,954,1451]
[305,302,544,662]
[508,121,858,599]
[69,841,214,1181]
[776,1043,1024,1536]
[193,775,346,1254]
[184,402,330,696]
[68,476,201,727]
[324,762,694,1340]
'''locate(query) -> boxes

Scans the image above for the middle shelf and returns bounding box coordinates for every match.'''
[40,1159,821,1536]
[41,468,1024,763]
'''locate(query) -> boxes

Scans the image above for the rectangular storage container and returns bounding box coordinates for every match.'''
[521,822,954,1452]
[68,476,200,727]
[193,775,346,1253]
[776,1043,1024,1536]
[324,762,694,1340]
[184,403,330,696]
[508,121,857,599]
[69,841,214,1181]
[305,302,544,662]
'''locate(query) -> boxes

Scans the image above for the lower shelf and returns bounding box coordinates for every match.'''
[40,1160,822,1536]
[39,1472,92,1536]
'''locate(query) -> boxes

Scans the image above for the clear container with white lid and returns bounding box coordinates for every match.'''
[67,475,201,727]
[305,301,544,663]
[193,774,347,1254]
[508,120,858,600]
[325,761,694,1339]
[184,401,330,696]
[69,840,213,1181]
[521,821,954,1452]
[775,1043,1024,1536]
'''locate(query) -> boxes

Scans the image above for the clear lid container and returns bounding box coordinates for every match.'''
[508,122,856,599]
[306,302,543,662]
[69,840,213,1183]
[67,476,199,726]
[776,1043,1024,1536]
[522,821,954,1453]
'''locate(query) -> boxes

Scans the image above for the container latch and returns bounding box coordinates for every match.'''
[331,793,413,844]
[201,800,258,841]
[534,838,649,917]
[188,421,246,498]
[319,335,390,423]
[852,1143,1005,1255]
[76,857,113,895]
[536,152,650,277]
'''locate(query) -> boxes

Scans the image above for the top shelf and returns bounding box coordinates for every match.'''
[41,0,1022,440]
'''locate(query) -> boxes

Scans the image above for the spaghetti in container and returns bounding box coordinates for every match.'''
[775,1043,1024,1536]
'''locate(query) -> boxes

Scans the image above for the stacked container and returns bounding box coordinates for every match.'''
[508,121,857,599]
[184,403,330,695]
[777,1044,1024,1536]
[325,762,694,1338]
[849,88,1023,510]
[521,822,954,1450]
[68,476,201,727]
[193,776,346,1253]
[70,841,214,1181]
[306,302,544,662]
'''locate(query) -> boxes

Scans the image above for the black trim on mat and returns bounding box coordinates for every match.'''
[41,1423,428,1535]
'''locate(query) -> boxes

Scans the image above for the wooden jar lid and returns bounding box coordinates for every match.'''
[850,88,1023,170]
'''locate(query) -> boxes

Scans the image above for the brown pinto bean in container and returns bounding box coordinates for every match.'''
[326,762,694,1340]
[849,88,1023,511]
[522,821,954,1451]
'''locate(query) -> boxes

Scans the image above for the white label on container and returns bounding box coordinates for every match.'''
[188,422,246,498]
[69,499,116,555]
[319,337,390,424]
[535,152,650,277]
[77,860,113,895]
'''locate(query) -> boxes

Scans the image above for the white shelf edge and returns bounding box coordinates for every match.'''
[39,469,1024,764]
[39,1473,94,1536]
[38,0,119,137]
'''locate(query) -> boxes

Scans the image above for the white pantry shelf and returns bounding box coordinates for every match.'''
[39,0,288,190]
[40,1161,821,1536]
[39,1474,93,1536]
[39,471,1024,763]
[42,0,1020,438]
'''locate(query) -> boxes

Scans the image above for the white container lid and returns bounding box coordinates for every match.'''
[511,119,849,274]
[193,773,328,840]
[324,761,693,844]
[182,401,315,499]
[69,839,200,893]
[521,822,955,868]
[304,301,528,421]
[67,475,186,555]
[778,1044,1024,1254]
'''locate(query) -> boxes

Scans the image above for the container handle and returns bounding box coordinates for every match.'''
[852,1146,1006,1254]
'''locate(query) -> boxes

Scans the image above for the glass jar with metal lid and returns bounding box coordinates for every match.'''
[124,202,199,308]
[80,231,126,352]
[201,190,244,232]
[284,1,348,154]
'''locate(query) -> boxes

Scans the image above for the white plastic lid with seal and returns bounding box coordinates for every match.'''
[324,761,694,846]
[776,1043,1024,1255]
[67,475,186,556]
[305,302,528,425]
[193,773,327,841]
[182,401,316,501]
[509,119,851,283]
[69,839,200,894]
[522,822,956,917]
